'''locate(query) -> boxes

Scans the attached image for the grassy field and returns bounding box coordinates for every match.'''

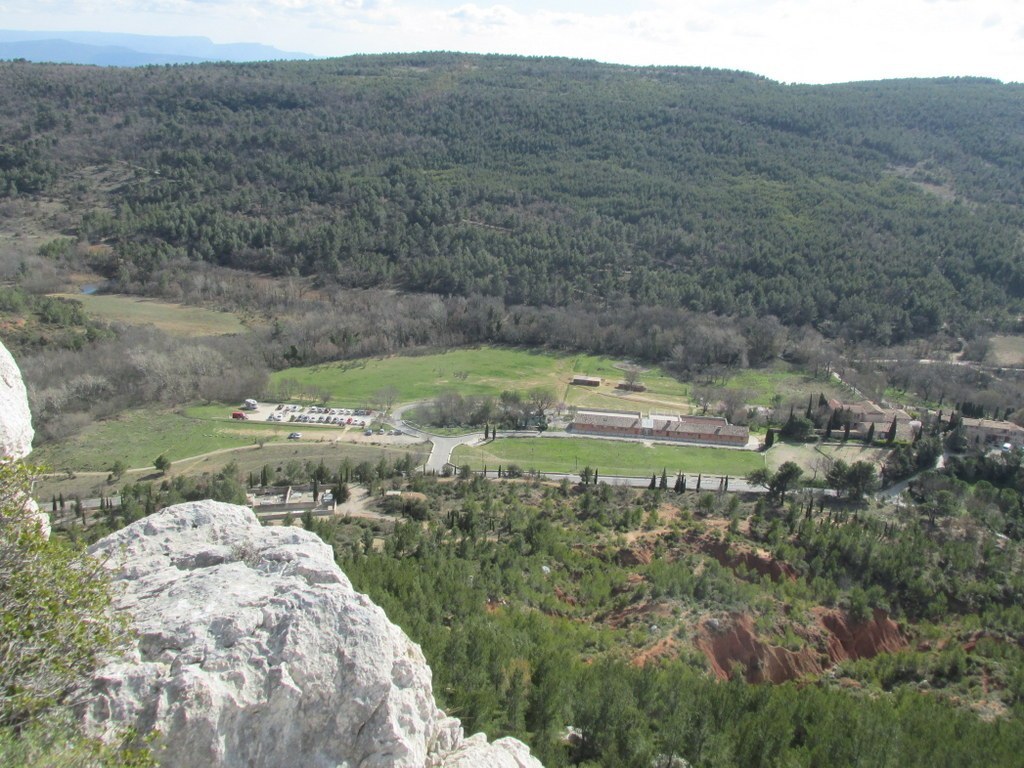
[49,293,246,337]
[452,437,764,477]
[988,335,1024,367]
[33,440,429,501]
[270,347,694,412]
[30,407,415,473]
[765,441,893,476]
[718,363,853,407]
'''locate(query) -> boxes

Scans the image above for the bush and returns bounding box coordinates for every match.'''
[0,462,151,765]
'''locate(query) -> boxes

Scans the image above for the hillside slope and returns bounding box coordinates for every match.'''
[1,55,1022,342]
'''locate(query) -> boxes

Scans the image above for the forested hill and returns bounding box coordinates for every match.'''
[2,54,1023,343]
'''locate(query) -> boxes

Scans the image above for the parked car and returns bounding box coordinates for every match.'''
[288,432,302,440]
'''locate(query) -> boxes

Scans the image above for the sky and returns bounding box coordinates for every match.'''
[3,0,1023,84]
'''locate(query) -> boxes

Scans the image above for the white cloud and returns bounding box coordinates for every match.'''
[2,0,1022,82]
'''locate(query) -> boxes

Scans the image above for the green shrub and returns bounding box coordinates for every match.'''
[0,462,152,766]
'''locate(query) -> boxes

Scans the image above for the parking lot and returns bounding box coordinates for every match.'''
[233,402,417,445]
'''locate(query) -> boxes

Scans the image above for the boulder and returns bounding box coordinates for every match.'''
[0,340,33,460]
[82,500,542,768]
[0,340,47,538]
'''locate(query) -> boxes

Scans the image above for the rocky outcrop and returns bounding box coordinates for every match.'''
[0,340,33,461]
[82,500,542,768]
[0,340,47,538]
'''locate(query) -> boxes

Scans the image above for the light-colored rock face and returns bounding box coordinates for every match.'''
[0,340,33,461]
[0,340,47,538]
[83,501,542,768]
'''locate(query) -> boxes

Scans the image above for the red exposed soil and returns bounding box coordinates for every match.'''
[818,608,907,662]
[695,609,908,684]
[632,635,679,667]
[616,545,653,566]
[680,530,798,583]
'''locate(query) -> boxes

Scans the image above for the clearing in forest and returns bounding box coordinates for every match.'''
[269,347,693,412]
[48,293,247,337]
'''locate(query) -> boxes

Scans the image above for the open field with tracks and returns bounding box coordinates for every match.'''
[270,347,695,412]
[267,347,839,419]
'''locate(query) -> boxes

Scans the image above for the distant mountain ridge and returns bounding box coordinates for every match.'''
[0,30,313,66]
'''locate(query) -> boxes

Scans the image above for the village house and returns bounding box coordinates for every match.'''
[961,417,1024,450]
[828,398,915,440]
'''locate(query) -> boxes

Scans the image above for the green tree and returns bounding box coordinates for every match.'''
[845,461,878,500]
[769,461,803,502]
[153,454,171,474]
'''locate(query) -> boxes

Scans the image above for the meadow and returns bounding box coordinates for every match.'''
[50,292,247,336]
[987,335,1024,367]
[32,407,425,473]
[452,436,764,477]
[269,347,695,412]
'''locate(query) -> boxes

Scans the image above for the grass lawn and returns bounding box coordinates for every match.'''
[988,335,1024,367]
[49,293,246,337]
[270,347,695,413]
[452,437,763,477]
[33,440,429,502]
[31,408,298,473]
[718,364,853,407]
[765,441,893,476]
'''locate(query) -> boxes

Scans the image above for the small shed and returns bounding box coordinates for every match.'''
[571,375,602,387]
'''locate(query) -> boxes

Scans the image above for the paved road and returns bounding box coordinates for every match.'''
[390,402,486,472]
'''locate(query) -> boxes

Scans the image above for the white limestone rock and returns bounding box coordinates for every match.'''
[0,340,47,538]
[83,500,543,768]
[0,340,33,460]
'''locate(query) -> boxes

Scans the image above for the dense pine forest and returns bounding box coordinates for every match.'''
[2,54,1023,344]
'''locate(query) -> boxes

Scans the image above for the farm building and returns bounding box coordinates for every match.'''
[961,418,1024,450]
[571,375,602,387]
[828,399,915,439]
[569,409,749,447]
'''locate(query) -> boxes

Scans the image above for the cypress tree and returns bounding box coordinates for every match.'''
[886,416,898,443]
[865,422,875,444]
[649,473,657,490]
[696,473,702,491]
[593,468,598,484]
[659,468,668,490]
[765,428,775,449]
